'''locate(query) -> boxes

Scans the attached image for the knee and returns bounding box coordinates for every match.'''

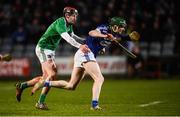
[95,76,104,84]
[99,76,104,84]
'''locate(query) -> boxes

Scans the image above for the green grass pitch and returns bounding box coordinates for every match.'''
[0,78,180,116]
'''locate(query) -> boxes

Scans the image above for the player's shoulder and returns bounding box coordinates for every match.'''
[96,24,109,34]
[56,17,65,21]
[97,24,108,29]
[53,17,66,24]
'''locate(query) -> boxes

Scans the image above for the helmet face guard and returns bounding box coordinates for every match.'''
[109,17,127,34]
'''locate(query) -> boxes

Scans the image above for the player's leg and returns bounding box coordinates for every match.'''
[62,50,86,90]
[31,65,48,94]
[16,76,42,91]
[82,61,104,110]
[36,60,57,110]
[33,45,56,110]
[45,49,85,90]
[35,66,84,110]
[15,76,42,102]
[15,45,44,102]
[46,67,85,90]
[65,67,85,90]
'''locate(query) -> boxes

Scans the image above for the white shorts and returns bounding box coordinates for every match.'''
[35,45,55,63]
[74,49,96,68]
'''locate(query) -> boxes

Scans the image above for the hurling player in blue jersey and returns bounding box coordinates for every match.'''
[33,17,140,110]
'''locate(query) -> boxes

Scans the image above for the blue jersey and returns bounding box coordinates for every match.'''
[85,24,112,57]
[85,24,131,57]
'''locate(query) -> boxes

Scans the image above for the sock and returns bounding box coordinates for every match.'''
[92,100,98,108]
[44,81,50,87]
[38,94,46,103]
[20,82,28,90]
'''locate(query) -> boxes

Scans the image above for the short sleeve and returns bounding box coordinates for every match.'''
[96,24,108,34]
[55,18,67,35]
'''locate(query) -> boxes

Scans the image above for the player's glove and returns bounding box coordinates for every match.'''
[129,31,140,41]
[2,54,12,62]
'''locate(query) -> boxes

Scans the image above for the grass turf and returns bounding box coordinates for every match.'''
[0,79,180,116]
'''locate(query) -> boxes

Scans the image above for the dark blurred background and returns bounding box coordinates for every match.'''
[0,0,179,78]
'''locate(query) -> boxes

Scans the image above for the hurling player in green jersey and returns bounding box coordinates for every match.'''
[15,6,90,110]
[29,17,140,111]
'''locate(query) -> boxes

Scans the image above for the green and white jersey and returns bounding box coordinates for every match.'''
[37,17,73,50]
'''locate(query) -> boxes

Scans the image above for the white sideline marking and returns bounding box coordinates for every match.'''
[138,101,162,107]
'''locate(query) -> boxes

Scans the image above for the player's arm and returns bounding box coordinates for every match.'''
[61,32,81,48]
[54,19,82,48]
[89,29,118,42]
[61,32,90,53]
[89,29,119,41]
[55,19,89,52]
[71,32,85,41]
[88,29,127,43]
[89,29,108,38]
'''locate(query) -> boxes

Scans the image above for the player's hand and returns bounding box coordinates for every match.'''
[2,54,12,62]
[80,44,90,53]
[106,33,115,41]
[129,31,140,41]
